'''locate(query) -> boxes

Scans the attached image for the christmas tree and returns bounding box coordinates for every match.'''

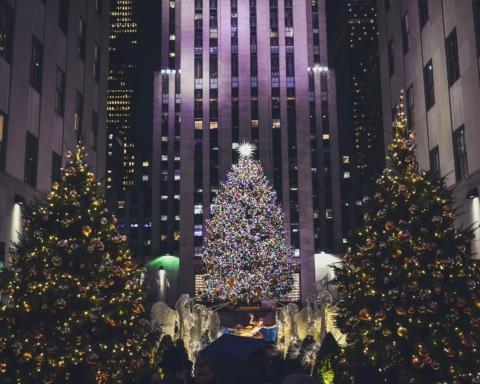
[0,143,158,383]
[202,142,296,304]
[332,91,479,383]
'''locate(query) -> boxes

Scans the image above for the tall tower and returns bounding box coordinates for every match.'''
[153,0,342,302]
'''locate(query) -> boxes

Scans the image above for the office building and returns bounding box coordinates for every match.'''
[0,0,110,267]
[327,0,385,238]
[377,0,480,254]
[152,0,343,303]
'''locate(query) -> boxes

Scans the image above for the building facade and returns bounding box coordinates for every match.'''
[152,0,343,302]
[0,0,110,267]
[377,0,480,254]
[328,0,385,241]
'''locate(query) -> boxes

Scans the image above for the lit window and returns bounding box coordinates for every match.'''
[142,175,148,181]
[323,134,329,140]
[174,231,180,241]
[326,208,333,219]
[343,238,348,244]
[210,122,218,129]
[343,156,349,163]
[194,225,202,236]
[195,205,203,214]
[272,119,281,128]
[294,249,300,257]
[118,201,125,209]
[144,240,151,246]
[161,195,168,200]
[174,195,180,200]
[251,120,259,128]
[143,161,149,166]
[356,200,362,206]
[169,35,175,40]
[161,216,167,221]
[195,121,203,129]
[344,172,350,178]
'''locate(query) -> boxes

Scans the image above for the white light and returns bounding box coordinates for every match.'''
[307,67,310,71]
[166,69,171,74]
[236,141,256,158]
[161,70,165,74]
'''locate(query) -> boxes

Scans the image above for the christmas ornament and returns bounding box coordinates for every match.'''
[81,226,92,236]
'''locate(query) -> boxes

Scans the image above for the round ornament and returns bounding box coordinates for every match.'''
[100,217,107,225]
[81,226,92,236]
[375,310,386,321]
[443,205,454,215]
[385,221,396,231]
[397,326,408,338]
[359,307,370,321]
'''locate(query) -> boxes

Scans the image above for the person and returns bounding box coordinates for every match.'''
[281,373,320,384]
[159,347,192,384]
[354,366,384,384]
[265,344,285,378]
[234,348,281,384]
[69,361,97,384]
[385,365,409,384]
[137,369,161,384]
[189,358,221,384]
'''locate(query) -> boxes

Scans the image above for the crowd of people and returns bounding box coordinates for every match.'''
[69,344,417,384]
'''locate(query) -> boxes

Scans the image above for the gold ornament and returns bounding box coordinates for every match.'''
[24,219,31,227]
[456,297,467,308]
[395,306,406,315]
[126,339,133,347]
[359,307,370,321]
[385,221,396,230]
[87,172,95,182]
[392,249,403,259]
[81,225,92,236]
[124,260,134,271]
[418,345,430,356]
[397,326,408,337]
[442,205,454,215]
[231,297,238,306]
[100,217,107,225]
[446,348,455,357]
[410,132,417,139]
[398,230,412,241]
[228,276,237,287]
[52,182,59,190]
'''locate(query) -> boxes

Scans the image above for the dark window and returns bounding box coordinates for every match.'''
[51,151,62,181]
[406,85,415,127]
[402,13,410,54]
[59,0,69,35]
[473,0,480,63]
[0,111,5,171]
[195,57,202,78]
[74,90,83,132]
[78,18,85,59]
[93,43,100,81]
[424,60,435,110]
[388,38,394,77]
[91,110,98,149]
[429,146,440,176]
[30,36,43,93]
[286,56,294,77]
[24,132,38,187]
[453,125,468,181]
[419,0,429,29]
[95,0,102,16]
[446,28,460,86]
[385,0,391,11]
[0,0,14,62]
[55,67,65,115]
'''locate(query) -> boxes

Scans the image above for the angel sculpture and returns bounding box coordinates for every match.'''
[150,301,179,341]
[276,303,299,358]
[321,293,347,347]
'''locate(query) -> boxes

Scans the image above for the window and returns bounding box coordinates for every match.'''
[446,28,460,86]
[95,0,102,16]
[429,146,440,176]
[91,110,98,149]
[30,36,43,93]
[55,67,65,115]
[74,91,83,132]
[385,0,391,12]
[51,151,62,181]
[424,60,435,110]
[388,38,394,77]
[473,0,480,66]
[453,126,468,181]
[280,273,300,302]
[343,156,349,163]
[59,0,69,35]
[402,13,410,55]
[419,0,429,29]
[343,172,350,178]
[24,132,38,187]
[0,0,14,62]
[78,18,86,60]
[0,112,5,170]
[93,44,100,81]
[406,85,415,127]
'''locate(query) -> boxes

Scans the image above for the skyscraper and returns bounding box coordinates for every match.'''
[0,0,110,268]
[152,0,342,302]
[377,0,480,256]
[327,0,385,238]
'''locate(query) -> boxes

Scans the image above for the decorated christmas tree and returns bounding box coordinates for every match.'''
[0,143,158,383]
[332,91,479,383]
[202,143,296,304]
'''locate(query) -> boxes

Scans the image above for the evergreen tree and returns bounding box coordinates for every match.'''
[332,91,479,383]
[202,143,296,304]
[312,333,342,384]
[0,144,158,383]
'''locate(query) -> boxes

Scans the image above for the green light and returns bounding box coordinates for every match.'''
[146,255,179,271]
